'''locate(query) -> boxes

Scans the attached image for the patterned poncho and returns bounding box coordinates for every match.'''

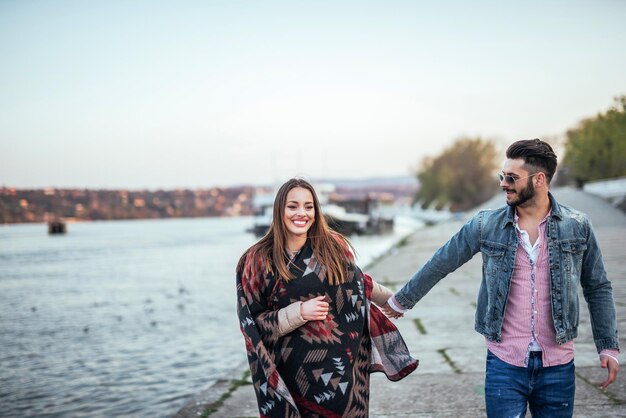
[237,239,418,417]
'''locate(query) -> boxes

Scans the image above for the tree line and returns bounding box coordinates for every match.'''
[0,187,257,224]
[414,95,626,211]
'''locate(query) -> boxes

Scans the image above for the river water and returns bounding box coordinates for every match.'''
[0,216,421,417]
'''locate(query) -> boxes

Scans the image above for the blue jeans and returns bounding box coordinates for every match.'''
[485,350,575,418]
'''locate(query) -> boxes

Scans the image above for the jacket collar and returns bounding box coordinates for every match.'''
[548,191,563,220]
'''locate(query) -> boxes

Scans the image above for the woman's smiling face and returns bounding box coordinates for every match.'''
[283,187,315,239]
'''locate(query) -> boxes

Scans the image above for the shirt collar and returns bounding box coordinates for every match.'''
[513,210,551,228]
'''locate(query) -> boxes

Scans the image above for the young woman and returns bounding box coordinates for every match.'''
[236,178,417,417]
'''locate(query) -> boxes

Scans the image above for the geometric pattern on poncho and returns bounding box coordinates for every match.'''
[237,239,418,417]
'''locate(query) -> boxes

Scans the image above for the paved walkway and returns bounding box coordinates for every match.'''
[177,187,626,417]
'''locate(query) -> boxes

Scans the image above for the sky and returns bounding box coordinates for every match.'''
[1,0,625,190]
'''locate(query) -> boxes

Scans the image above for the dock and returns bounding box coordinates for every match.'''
[178,186,626,417]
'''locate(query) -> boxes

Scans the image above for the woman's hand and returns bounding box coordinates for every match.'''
[300,295,329,321]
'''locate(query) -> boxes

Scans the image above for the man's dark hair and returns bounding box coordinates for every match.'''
[506,138,558,184]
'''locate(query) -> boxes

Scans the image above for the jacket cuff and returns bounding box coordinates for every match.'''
[393,292,414,311]
[388,295,408,313]
[596,337,620,353]
[277,301,308,337]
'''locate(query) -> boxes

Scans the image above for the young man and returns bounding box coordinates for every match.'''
[383,139,619,417]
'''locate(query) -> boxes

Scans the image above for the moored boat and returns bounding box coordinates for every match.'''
[48,219,67,234]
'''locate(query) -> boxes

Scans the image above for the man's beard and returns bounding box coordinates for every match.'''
[506,177,535,207]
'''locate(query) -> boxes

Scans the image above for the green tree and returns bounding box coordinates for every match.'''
[562,96,626,185]
[415,137,498,211]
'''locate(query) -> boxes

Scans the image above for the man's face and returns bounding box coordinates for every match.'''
[500,159,536,208]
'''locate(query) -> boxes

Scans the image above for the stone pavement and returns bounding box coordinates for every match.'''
[177,187,626,418]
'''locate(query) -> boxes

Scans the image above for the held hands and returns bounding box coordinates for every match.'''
[381,302,404,319]
[300,295,329,321]
[599,355,620,389]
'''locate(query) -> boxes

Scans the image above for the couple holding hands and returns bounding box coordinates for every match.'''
[236,139,619,418]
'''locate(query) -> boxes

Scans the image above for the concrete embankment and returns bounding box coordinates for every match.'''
[177,187,626,417]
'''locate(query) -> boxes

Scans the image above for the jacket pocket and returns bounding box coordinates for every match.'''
[560,239,587,276]
[480,242,507,275]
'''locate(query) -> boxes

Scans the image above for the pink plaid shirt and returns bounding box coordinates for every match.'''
[486,214,575,366]
[487,212,618,367]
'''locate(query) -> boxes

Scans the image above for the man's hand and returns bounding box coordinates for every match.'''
[381,302,403,319]
[599,355,620,389]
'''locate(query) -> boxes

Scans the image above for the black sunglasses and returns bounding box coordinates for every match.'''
[498,172,539,185]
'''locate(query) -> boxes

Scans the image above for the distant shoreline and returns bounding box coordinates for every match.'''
[1,180,418,225]
[1,213,248,226]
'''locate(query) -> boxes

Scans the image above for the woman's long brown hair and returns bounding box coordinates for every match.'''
[237,178,354,285]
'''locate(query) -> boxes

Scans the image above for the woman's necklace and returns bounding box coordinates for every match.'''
[286,243,304,260]
[286,247,301,260]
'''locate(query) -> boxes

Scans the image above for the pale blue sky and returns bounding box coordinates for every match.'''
[1,0,625,189]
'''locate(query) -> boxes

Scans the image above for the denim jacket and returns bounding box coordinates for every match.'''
[395,192,619,353]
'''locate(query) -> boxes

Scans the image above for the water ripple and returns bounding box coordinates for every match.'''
[0,216,413,416]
